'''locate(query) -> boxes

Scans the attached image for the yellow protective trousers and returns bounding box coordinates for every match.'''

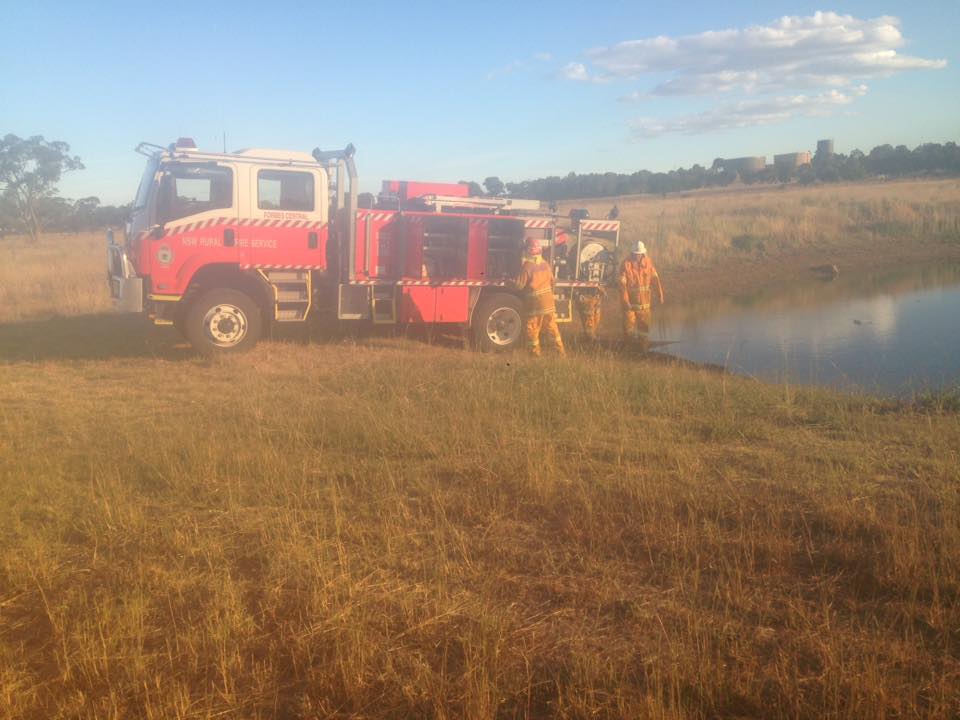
[525,312,565,357]
[576,293,603,340]
[622,303,651,347]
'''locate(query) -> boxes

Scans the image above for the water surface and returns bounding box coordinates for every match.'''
[652,262,960,396]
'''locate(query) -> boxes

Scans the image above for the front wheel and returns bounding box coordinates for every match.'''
[183,288,263,355]
[472,293,523,352]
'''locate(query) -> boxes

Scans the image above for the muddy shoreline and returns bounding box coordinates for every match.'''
[663,236,960,306]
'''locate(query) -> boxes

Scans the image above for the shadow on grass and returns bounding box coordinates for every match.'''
[0,313,194,362]
[0,312,721,373]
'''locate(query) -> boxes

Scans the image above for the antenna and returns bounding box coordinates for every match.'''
[222,132,226,153]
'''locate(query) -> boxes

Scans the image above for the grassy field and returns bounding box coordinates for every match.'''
[560,178,960,267]
[560,178,960,301]
[1,182,959,718]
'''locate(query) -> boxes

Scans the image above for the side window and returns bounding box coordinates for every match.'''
[258,170,315,211]
[158,164,233,223]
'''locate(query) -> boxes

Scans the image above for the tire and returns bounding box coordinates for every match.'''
[183,288,263,355]
[472,292,523,352]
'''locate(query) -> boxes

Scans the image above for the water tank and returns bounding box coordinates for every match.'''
[817,139,834,157]
[724,156,766,174]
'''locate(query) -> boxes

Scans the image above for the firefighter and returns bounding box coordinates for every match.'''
[576,289,604,342]
[619,240,664,350]
[513,237,565,357]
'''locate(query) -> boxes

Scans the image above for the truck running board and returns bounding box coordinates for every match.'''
[258,269,311,322]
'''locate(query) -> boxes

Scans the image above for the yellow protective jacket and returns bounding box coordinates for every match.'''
[619,256,663,311]
[513,255,556,316]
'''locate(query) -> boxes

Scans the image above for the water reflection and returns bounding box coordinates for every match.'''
[654,262,960,395]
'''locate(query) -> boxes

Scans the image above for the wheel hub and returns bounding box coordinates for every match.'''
[486,307,521,346]
[203,304,248,347]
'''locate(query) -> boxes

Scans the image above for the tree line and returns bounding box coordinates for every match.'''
[478,141,960,201]
[3,133,960,242]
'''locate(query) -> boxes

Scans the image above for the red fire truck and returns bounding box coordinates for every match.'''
[107,139,620,354]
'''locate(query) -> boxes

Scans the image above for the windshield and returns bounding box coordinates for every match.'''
[132,156,159,211]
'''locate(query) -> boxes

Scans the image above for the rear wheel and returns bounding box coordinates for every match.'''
[472,293,523,352]
[183,288,262,355]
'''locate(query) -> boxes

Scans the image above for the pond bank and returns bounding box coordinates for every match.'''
[665,234,960,306]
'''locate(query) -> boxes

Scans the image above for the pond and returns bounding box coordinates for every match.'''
[651,261,960,396]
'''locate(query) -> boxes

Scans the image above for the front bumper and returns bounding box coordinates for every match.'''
[107,239,143,313]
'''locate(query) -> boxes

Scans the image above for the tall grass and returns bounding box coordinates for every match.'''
[0,232,113,322]
[0,339,958,718]
[0,182,959,718]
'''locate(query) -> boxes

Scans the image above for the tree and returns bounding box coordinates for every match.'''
[483,176,505,196]
[70,196,101,232]
[459,180,484,197]
[0,134,84,242]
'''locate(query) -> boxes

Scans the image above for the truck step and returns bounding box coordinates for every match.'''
[276,307,307,321]
[261,268,312,322]
[265,270,308,282]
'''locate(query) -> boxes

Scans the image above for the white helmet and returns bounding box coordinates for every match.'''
[632,240,647,255]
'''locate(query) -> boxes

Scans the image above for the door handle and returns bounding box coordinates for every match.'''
[224,228,235,247]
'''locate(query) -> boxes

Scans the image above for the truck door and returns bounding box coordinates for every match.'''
[239,166,328,271]
[148,161,240,297]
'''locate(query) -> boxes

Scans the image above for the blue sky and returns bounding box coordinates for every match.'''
[2,1,957,204]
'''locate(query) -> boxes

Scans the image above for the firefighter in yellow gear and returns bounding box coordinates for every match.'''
[619,240,664,350]
[513,237,565,357]
[576,289,604,342]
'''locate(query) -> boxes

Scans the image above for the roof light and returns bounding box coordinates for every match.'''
[175,137,197,149]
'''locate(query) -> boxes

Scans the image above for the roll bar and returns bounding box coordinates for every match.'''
[312,144,358,281]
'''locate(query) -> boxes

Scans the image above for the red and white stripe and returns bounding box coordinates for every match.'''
[579,220,620,232]
[359,211,396,222]
[240,264,325,270]
[347,279,602,288]
[164,217,326,236]
[351,279,493,287]
[523,218,553,228]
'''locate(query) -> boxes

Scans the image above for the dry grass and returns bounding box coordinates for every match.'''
[1,186,959,718]
[0,232,114,323]
[561,178,960,269]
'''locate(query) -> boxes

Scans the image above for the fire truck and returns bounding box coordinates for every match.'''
[107,138,620,354]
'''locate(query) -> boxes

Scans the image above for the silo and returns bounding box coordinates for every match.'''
[723,156,766,173]
[774,152,813,171]
[816,139,834,157]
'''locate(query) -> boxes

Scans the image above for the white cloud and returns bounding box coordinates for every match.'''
[561,62,589,80]
[576,11,945,95]
[630,88,866,137]
[559,61,609,84]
